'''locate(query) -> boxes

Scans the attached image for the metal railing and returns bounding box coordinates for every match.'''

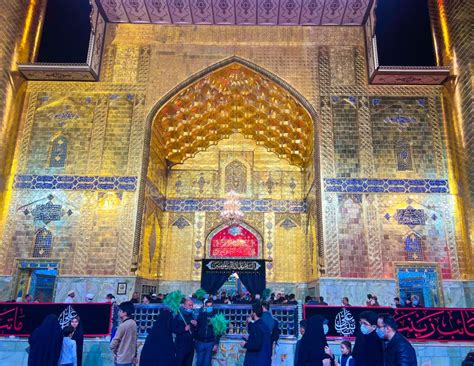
[133,304,298,339]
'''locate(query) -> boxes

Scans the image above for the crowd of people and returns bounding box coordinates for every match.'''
[295,310,417,366]
[16,289,422,310]
[24,289,421,366]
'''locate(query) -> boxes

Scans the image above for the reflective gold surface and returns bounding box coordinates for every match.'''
[0,16,471,298]
[152,63,313,167]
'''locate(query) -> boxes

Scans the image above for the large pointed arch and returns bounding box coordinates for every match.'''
[133,56,322,263]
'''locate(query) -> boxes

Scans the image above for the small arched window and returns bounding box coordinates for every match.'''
[395,139,413,171]
[49,135,68,168]
[33,227,53,258]
[404,232,423,261]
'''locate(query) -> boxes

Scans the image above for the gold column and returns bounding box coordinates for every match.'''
[0,0,46,262]
[429,0,474,278]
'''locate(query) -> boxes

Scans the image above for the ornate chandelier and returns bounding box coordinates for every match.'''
[220,190,244,226]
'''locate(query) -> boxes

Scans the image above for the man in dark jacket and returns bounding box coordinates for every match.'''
[352,310,384,366]
[241,302,271,366]
[195,298,220,366]
[378,314,417,366]
[174,298,197,366]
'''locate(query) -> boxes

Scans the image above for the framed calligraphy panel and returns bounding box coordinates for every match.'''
[304,305,474,342]
[207,223,262,259]
[0,303,111,337]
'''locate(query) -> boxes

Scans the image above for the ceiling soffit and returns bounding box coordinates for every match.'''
[152,63,314,168]
[97,0,371,26]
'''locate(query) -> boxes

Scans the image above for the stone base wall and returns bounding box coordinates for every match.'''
[54,276,137,303]
[0,337,471,366]
[315,278,474,308]
[317,278,397,306]
[0,276,14,301]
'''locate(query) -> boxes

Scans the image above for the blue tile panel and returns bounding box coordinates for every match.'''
[323,178,449,194]
[14,175,137,191]
[165,199,307,213]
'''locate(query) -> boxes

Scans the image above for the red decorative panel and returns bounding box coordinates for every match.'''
[209,225,259,258]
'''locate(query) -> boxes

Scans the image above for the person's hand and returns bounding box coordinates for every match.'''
[185,325,191,331]
[212,344,218,352]
[246,316,252,324]
[190,320,197,326]
[240,342,246,347]
[323,359,331,366]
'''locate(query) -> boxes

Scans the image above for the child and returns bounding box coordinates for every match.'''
[325,340,355,366]
[58,325,77,366]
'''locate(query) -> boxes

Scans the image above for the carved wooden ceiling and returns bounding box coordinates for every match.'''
[97,0,372,26]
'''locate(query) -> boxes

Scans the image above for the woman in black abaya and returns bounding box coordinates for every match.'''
[296,315,332,366]
[28,314,63,366]
[70,316,84,366]
[139,309,177,366]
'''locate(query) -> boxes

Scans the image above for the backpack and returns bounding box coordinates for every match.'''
[271,318,280,344]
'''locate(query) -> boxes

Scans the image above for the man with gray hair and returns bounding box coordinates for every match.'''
[173,297,197,366]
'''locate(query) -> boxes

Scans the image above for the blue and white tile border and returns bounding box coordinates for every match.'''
[14,174,138,191]
[323,178,449,194]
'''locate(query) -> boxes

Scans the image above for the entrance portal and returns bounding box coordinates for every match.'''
[139,58,320,287]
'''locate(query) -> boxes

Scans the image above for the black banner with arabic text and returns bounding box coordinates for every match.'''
[304,305,474,342]
[0,302,111,337]
[202,259,266,275]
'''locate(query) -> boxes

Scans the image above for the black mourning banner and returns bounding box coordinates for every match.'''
[202,259,265,275]
[0,303,111,337]
[201,259,266,295]
[304,305,474,342]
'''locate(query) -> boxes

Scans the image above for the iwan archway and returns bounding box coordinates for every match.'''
[136,57,322,295]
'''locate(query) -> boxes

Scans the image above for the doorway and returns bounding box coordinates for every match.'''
[395,263,443,307]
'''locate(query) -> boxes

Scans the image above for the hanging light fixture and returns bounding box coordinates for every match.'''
[220,190,244,226]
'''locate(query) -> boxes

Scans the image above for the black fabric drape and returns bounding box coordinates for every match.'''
[71,318,84,366]
[28,314,63,366]
[201,273,228,295]
[239,272,265,295]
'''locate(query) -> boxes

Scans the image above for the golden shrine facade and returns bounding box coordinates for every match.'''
[0,1,472,307]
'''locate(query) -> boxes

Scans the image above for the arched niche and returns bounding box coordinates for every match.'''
[206,222,262,259]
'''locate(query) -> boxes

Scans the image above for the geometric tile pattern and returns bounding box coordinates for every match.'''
[14,175,137,191]
[19,260,59,269]
[324,178,449,193]
[166,198,306,213]
[98,0,371,26]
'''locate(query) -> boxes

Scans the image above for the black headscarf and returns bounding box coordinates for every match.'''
[139,310,177,366]
[28,314,63,366]
[71,317,84,366]
[297,315,330,366]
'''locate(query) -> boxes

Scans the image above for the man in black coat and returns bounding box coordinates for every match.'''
[352,310,384,366]
[173,298,197,366]
[241,302,271,366]
[378,314,417,366]
[195,298,220,366]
